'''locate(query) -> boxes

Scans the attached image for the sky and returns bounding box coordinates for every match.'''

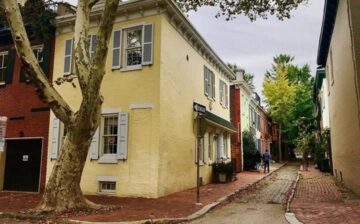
[187,0,325,96]
[66,0,325,96]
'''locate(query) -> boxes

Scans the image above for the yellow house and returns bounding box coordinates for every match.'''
[317,0,360,195]
[47,0,236,198]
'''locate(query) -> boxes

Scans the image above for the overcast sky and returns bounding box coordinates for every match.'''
[187,0,325,96]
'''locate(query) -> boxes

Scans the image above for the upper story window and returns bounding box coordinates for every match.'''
[20,45,46,83]
[204,66,215,100]
[125,26,142,66]
[0,51,8,84]
[112,24,154,70]
[33,45,44,63]
[219,80,228,108]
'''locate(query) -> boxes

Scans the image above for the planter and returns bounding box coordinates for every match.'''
[218,173,227,183]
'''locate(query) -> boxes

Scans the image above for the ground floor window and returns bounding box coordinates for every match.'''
[101,115,119,155]
[99,181,116,193]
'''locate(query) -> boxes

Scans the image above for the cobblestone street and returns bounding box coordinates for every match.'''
[190,162,299,224]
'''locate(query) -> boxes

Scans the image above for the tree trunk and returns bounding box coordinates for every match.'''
[278,124,282,162]
[36,122,99,212]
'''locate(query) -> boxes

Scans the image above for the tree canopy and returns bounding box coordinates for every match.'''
[263,54,314,148]
[175,0,308,21]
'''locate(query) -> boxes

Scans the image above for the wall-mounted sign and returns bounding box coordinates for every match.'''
[0,116,7,152]
[22,155,29,162]
[193,102,206,115]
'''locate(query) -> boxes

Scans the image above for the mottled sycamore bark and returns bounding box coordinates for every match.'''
[0,0,120,212]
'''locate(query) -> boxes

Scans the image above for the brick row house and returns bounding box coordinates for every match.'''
[230,71,272,172]
[0,26,54,192]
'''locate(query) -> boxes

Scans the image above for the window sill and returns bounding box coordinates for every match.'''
[98,154,118,164]
[120,65,142,72]
[0,82,5,86]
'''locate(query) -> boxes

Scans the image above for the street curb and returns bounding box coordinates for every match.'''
[69,162,288,224]
[284,167,302,224]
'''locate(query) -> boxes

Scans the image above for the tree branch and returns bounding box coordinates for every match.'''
[73,0,92,95]
[0,0,74,124]
[86,0,120,101]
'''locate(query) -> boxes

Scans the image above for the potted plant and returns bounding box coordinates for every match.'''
[213,161,233,183]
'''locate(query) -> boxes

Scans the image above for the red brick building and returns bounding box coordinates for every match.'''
[258,106,271,155]
[230,84,242,173]
[0,28,54,192]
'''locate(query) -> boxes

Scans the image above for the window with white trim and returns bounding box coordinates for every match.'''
[99,181,116,193]
[0,51,8,84]
[125,26,142,66]
[112,24,153,69]
[33,45,44,63]
[101,114,118,155]
[204,66,215,99]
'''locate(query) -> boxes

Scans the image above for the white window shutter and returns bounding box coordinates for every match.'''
[50,117,60,159]
[112,30,122,69]
[63,39,73,75]
[142,24,153,65]
[117,112,128,160]
[90,128,99,160]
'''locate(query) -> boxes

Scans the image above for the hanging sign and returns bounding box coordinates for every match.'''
[0,116,8,152]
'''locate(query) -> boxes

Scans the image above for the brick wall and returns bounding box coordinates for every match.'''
[0,40,54,192]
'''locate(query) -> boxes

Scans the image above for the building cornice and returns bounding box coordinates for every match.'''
[55,0,236,81]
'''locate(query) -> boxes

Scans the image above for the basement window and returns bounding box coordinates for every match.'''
[99,181,116,193]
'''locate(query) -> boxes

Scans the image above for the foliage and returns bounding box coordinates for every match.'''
[0,0,56,41]
[227,63,255,90]
[263,54,315,148]
[243,130,261,170]
[265,54,294,80]
[314,128,331,163]
[213,161,233,175]
[263,67,296,126]
[175,0,308,21]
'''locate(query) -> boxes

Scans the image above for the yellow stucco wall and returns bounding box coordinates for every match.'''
[158,16,232,196]
[47,14,162,198]
[327,0,360,195]
[47,10,232,198]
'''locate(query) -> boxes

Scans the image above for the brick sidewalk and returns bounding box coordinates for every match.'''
[290,165,360,224]
[0,163,284,222]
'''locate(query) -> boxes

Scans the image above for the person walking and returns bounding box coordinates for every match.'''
[262,149,271,173]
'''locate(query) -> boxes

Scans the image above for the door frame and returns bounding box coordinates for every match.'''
[3,137,44,193]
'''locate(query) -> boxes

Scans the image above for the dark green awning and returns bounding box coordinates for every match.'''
[202,111,237,133]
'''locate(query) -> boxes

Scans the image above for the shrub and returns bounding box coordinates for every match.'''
[213,161,233,175]
[243,130,261,170]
